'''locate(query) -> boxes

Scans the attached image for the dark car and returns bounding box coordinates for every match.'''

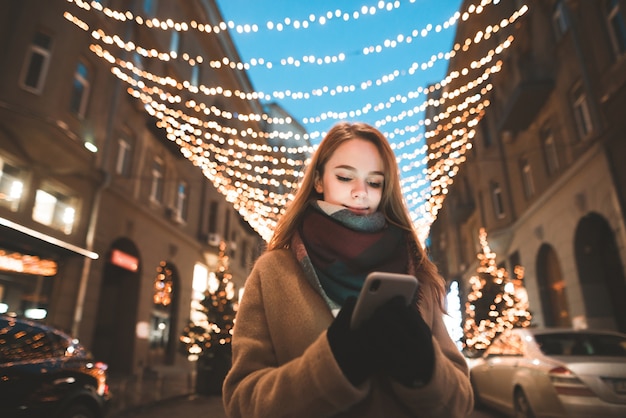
[0,314,112,418]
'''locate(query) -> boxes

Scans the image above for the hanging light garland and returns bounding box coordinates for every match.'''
[67,0,472,35]
[64,1,523,144]
[63,1,529,241]
[66,0,512,105]
[66,0,505,75]
[66,8,521,165]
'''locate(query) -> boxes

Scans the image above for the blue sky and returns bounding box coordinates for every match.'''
[215,0,463,140]
[213,0,464,234]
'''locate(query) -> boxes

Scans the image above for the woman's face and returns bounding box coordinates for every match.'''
[314,138,384,215]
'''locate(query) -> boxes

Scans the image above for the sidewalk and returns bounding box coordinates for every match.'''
[110,394,227,418]
[107,392,500,418]
[106,365,200,416]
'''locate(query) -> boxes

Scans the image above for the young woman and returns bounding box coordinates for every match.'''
[222,122,473,417]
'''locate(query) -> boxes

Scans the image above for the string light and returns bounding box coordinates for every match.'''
[420,4,528,232]
[67,0,513,101]
[67,0,462,35]
[66,0,506,78]
[65,2,523,142]
[63,1,529,241]
[73,10,519,166]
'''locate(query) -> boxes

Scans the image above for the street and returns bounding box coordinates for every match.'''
[110,394,506,418]
[112,395,227,418]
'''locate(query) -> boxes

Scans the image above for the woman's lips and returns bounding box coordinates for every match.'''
[345,206,369,215]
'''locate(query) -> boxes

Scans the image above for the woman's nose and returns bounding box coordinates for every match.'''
[352,182,367,198]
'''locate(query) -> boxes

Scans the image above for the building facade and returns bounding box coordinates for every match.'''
[0,0,287,377]
[428,0,626,336]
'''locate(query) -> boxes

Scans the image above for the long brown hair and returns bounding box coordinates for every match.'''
[267,122,446,309]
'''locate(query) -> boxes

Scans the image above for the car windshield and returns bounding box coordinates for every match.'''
[535,333,626,357]
[0,318,70,363]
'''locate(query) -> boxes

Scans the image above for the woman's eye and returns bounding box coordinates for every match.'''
[336,175,351,182]
[368,181,383,189]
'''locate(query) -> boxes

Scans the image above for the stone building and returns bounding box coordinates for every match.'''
[428,0,626,335]
[0,0,301,379]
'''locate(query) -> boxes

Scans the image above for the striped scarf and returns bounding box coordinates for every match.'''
[292,201,408,307]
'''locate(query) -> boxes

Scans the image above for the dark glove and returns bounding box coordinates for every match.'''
[369,296,435,387]
[327,296,376,386]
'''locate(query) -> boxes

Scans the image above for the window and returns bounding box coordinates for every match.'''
[190,65,200,88]
[191,263,209,324]
[486,332,523,357]
[606,0,626,58]
[504,333,524,356]
[541,126,560,176]
[132,52,143,84]
[485,335,507,356]
[480,116,492,148]
[208,201,219,233]
[149,310,170,351]
[174,180,188,221]
[508,251,522,278]
[520,158,535,199]
[0,321,69,362]
[571,83,593,139]
[70,61,90,118]
[491,182,505,219]
[153,262,174,307]
[240,240,248,268]
[32,184,78,235]
[230,232,237,259]
[143,0,157,16]
[150,157,165,203]
[224,210,231,242]
[20,31,52,93]
[115,136,133,177]
[169,31,179,58]
[150,262,173,351]
[552,1,569,41]
[535,333,626,357]
[0,158,25,212]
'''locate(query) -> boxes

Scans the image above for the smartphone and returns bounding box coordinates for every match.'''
[350,272,419,329]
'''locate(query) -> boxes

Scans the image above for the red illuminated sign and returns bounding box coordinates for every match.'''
[110,249,139,272]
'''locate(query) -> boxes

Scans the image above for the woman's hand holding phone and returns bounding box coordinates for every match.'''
[367,295,435,387]
[328,272,434,387]
[349,272,434,387]
[327,296,377,386]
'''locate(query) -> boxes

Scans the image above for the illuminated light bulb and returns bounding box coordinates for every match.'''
[65,0,526,239]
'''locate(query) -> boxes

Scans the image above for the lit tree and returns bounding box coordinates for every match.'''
[180,241,237,395]
[463,228,532,354]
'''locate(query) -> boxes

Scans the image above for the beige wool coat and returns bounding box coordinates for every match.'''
[222,249,474,418]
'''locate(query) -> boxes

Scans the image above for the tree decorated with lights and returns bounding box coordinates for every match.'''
[179,242,237,394]
[463,228,531,354]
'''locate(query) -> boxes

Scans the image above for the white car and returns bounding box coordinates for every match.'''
[469,327,626,418]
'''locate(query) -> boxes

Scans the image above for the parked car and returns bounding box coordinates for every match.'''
[470,327,626,418]
[0,314,111,418]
